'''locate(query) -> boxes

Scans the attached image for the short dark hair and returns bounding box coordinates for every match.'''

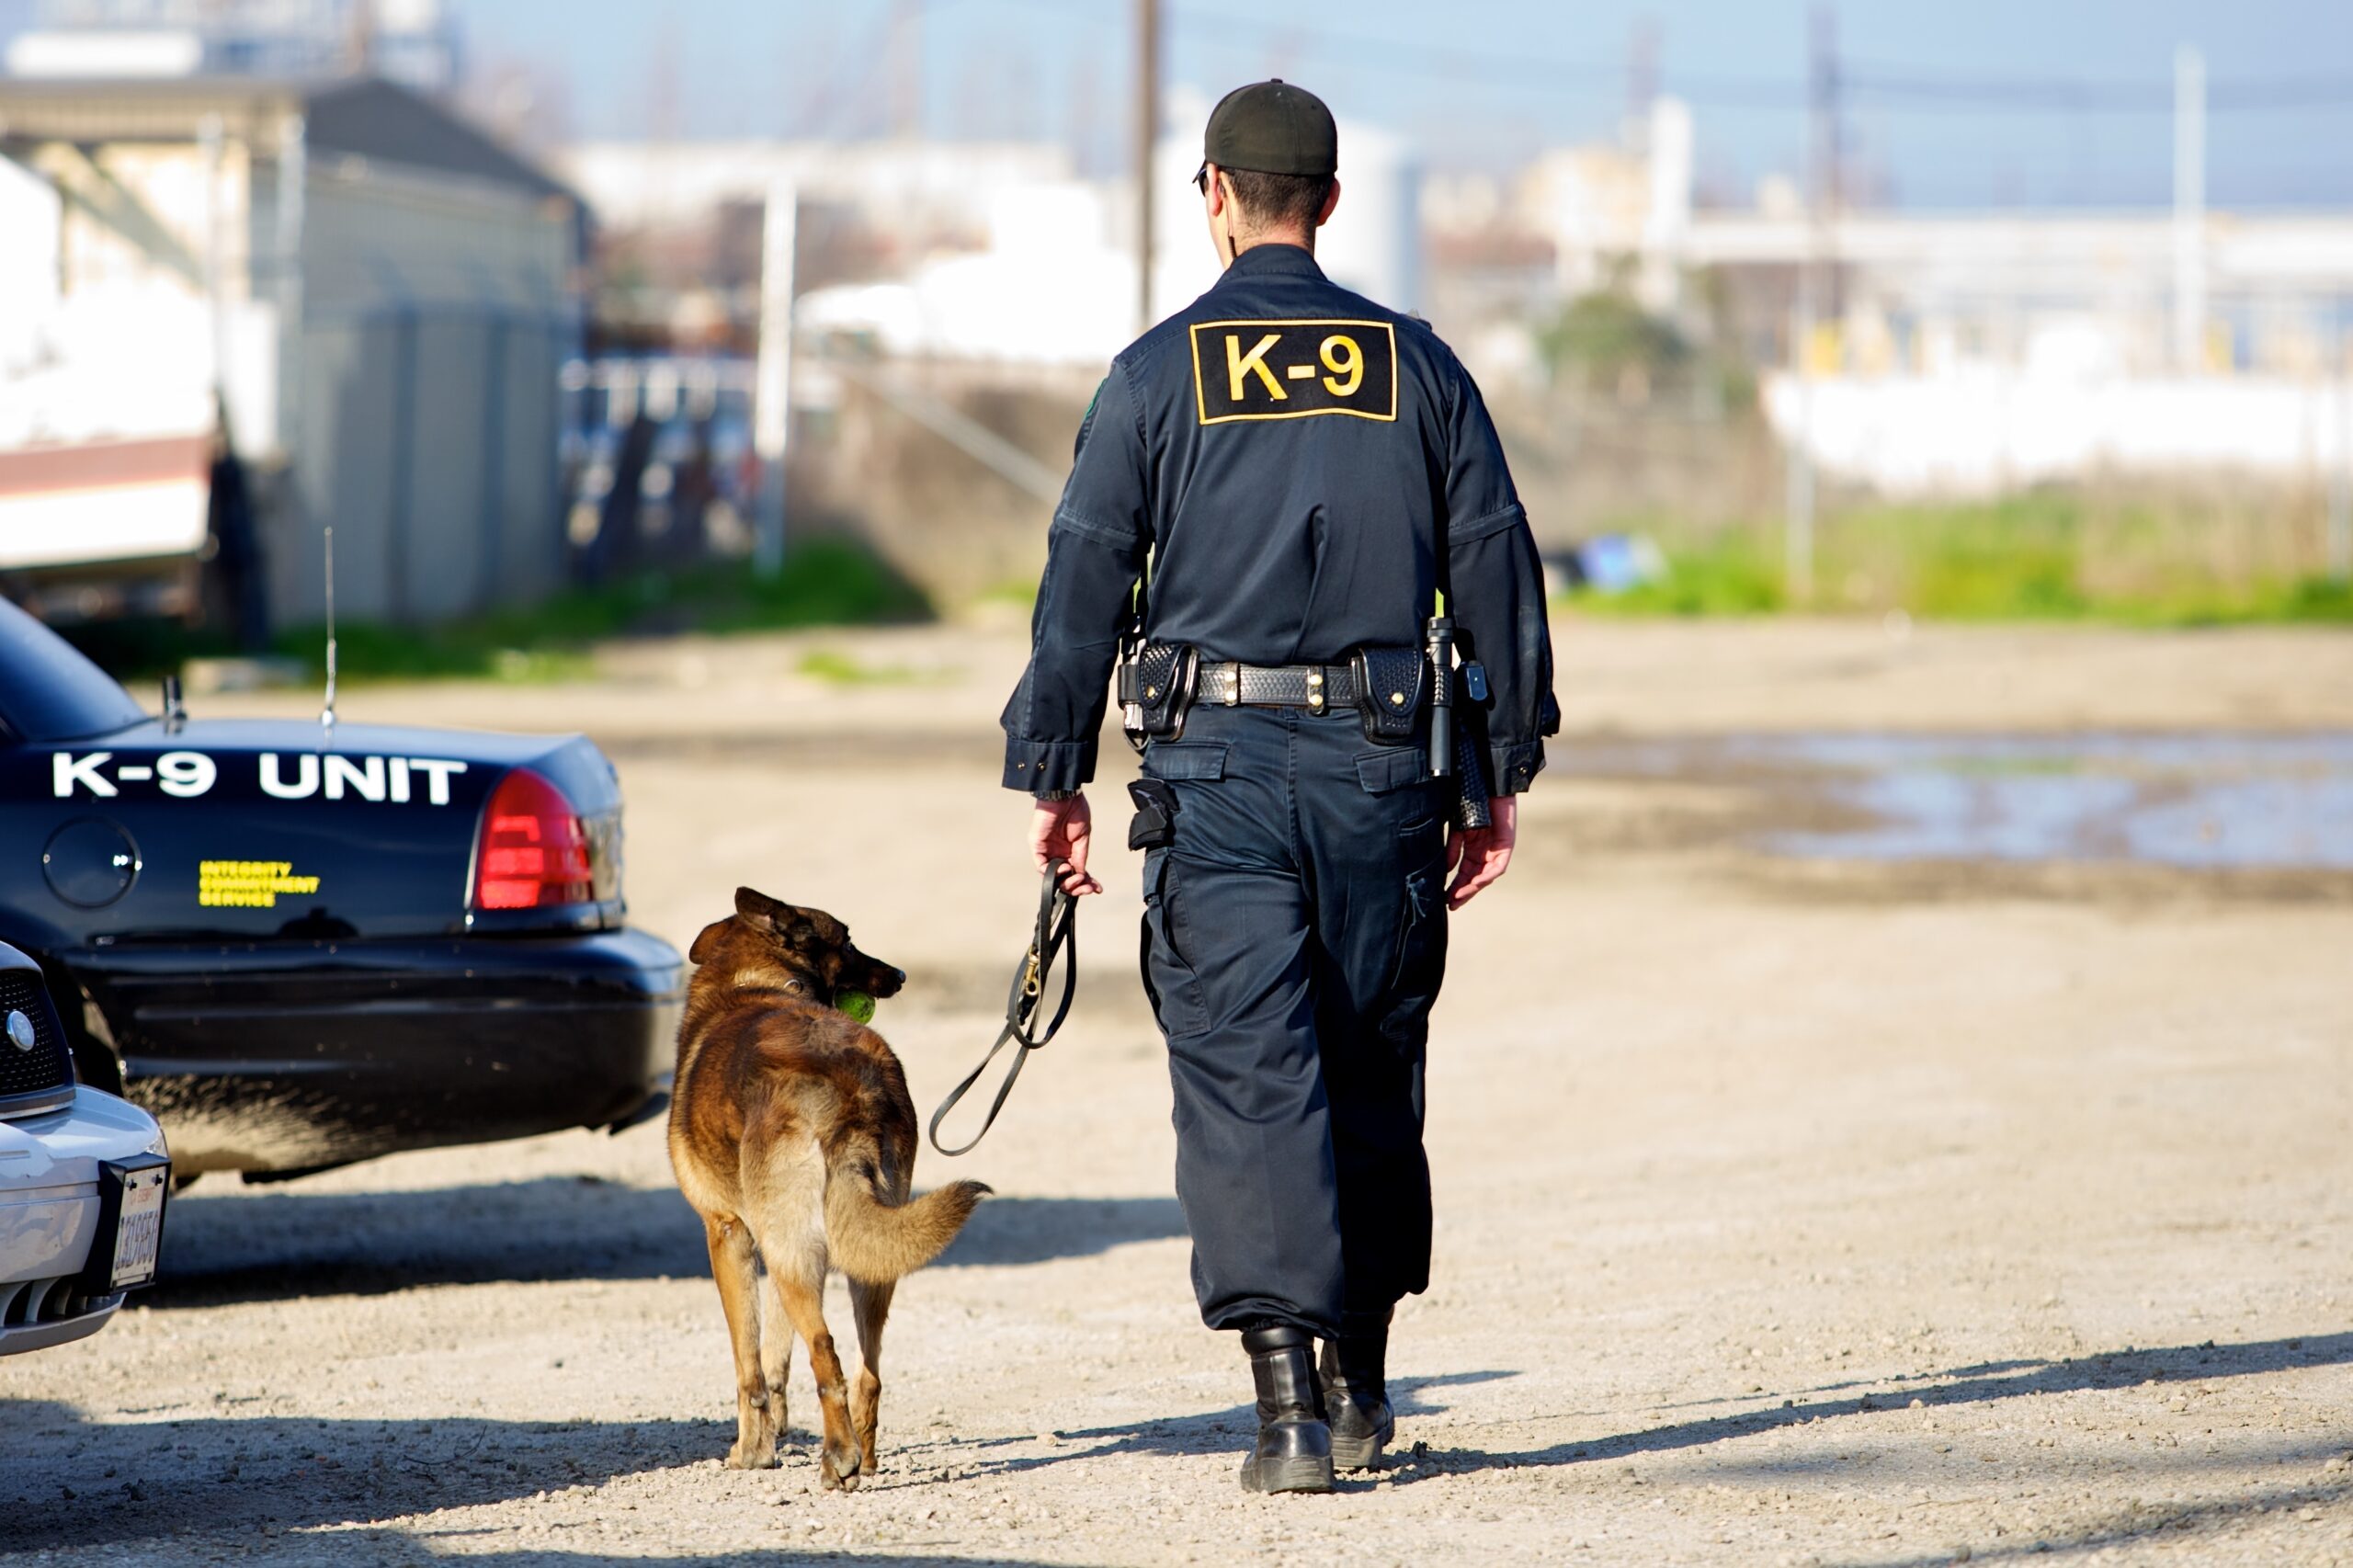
[1224,167,1333,231]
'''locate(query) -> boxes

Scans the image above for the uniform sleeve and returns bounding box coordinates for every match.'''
[999,361,1154,794]
[1441,358,1559,795]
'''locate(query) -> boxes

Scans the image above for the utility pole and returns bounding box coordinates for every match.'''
[1134,0,1161,335]
[2173,44,2207,373]
[2333,304,2353,583]
[1626,17,1660,153]
[752,182,799,577]
[198,113,227,431]
[892,0,924,140]
[1786,6,1836,606]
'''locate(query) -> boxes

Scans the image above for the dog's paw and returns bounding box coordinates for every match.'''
[819,1445,862,1492]
[724,1443,780,1471]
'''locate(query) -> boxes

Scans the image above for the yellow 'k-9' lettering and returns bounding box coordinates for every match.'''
[1226,333,1287,403]
[1321,335,1364,397]
[1190,318,1399,426]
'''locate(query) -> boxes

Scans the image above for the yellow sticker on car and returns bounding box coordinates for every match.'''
[199,860,323,908]
[1190,319,1399,426]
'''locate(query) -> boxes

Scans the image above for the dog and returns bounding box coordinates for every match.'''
[670,887,989,1489]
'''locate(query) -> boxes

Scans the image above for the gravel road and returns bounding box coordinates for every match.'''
[3,618,2348,1567]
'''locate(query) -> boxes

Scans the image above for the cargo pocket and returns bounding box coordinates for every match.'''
[1140,848,1212,1040]
[1381,832,1449,1044]
[1143,741,1228,783]
[1354,748,1432,795]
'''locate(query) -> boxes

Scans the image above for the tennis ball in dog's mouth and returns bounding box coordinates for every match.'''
[836,992,877,1025]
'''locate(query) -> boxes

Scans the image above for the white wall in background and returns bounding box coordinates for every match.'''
[1766,369,2353,494]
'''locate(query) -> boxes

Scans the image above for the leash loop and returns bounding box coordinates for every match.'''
[928,859,1077,1156]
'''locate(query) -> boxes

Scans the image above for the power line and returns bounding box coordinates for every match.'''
[1077,0,2353,120]
[1168,2,1798,106]
[782,0,2353,146]
[1847,66,2353,114]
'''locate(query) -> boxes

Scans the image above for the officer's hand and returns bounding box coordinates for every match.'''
[1444,795,1517,910]
[1030,793,1105,897]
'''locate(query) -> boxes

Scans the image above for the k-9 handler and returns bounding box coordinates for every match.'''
[1001,80,1557,1494]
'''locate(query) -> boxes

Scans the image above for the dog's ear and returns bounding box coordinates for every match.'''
[688,917,735,965]
[734,887,791,929]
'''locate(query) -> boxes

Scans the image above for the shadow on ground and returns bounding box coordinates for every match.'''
[923,1369,1518,1487]
[1830,1472,2352,1568]
[0,1401,730,1555]
[5,1527,1058,1568]
[148,1181,1187,1307]
[922,1331,2352,1497]
[0,1390,1082,1564]
[7,1334,2344,1560]
[1377,1330,2353,1483]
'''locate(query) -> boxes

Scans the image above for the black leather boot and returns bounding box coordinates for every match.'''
[1319,1307,1395,1471]
[1237,1324,1336,1494]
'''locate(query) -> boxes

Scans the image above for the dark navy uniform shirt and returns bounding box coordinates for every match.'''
[1002,242,1557,796]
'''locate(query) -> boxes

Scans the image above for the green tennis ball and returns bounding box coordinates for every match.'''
[836,992,877,1025]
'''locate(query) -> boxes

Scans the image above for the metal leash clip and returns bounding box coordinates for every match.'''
[927,859,1079,1156]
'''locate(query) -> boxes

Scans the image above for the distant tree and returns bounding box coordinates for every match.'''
[1538,272,1689,404]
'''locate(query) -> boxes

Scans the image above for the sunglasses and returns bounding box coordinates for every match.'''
[1192,162,1211,193]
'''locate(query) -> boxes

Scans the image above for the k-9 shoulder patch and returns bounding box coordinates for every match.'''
[1190,319,1399,426]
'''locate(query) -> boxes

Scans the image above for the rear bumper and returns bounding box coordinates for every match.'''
[0,1295,120,1356]
[66,927,685,1175]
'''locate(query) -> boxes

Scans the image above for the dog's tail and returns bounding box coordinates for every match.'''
[824,1169,991,1285]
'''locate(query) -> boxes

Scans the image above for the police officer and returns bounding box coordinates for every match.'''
[1002,80,1555,1494]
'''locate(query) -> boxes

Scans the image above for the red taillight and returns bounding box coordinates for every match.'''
[472,767,593,911]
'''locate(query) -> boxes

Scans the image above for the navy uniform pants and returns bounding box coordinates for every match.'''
[1137,702,1449,1339]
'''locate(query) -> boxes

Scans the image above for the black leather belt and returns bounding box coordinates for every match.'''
[1194,661,1363,712]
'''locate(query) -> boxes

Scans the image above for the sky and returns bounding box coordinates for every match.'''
[4,0,2352,207]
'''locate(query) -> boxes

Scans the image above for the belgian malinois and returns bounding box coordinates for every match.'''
[670,888,989,1489]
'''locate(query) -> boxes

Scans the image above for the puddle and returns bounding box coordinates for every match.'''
[1579,733,2353,870]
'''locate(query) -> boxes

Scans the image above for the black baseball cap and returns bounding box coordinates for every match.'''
[1195,79,1338,187]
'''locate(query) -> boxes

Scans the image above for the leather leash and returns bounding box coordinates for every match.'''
[928,859,1077,1156]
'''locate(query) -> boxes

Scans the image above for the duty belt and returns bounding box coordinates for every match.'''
[1193,660,1365,712]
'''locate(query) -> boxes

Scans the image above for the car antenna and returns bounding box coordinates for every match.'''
[320,525,338,735]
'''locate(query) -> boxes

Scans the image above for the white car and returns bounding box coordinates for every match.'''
[0,940,169,1356]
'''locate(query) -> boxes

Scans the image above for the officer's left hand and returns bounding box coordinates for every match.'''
[1030,792,1105,896]
[1444,795,1517,910]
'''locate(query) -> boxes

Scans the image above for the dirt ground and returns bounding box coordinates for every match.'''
[4,617,2350,1567]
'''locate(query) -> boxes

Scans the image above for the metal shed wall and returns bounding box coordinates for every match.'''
[263,158,575,626]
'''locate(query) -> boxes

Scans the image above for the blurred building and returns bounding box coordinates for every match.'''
[563,100,1427,368]
[1699,210,2353,493]
[1420,94,2353,495]
[0,73,583,627]
[6,0,459,95]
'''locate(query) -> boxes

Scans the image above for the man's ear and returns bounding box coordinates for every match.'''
[688,918,733,965]
[1317,176,1342,227]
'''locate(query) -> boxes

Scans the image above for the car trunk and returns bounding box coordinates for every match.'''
[8,716,625,945]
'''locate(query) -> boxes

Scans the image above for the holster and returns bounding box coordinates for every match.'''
[1351,647,1427,744]
[1119,642,1198,742]
[1127,778,1178,850]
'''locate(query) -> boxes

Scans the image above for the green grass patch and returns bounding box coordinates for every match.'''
[794,648,940,687]
[972,577,1042,611]
[1563,496,2353,626]
[1571,533,1784,617]
[65,536,933,685]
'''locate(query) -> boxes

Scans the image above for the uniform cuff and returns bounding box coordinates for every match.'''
[1487,740,1545,794]
[1003,737,1096,794]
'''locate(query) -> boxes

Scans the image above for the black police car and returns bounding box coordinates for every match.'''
[0,597,682,1182]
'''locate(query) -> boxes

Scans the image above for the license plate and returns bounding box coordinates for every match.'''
[103,1160,169,1290]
